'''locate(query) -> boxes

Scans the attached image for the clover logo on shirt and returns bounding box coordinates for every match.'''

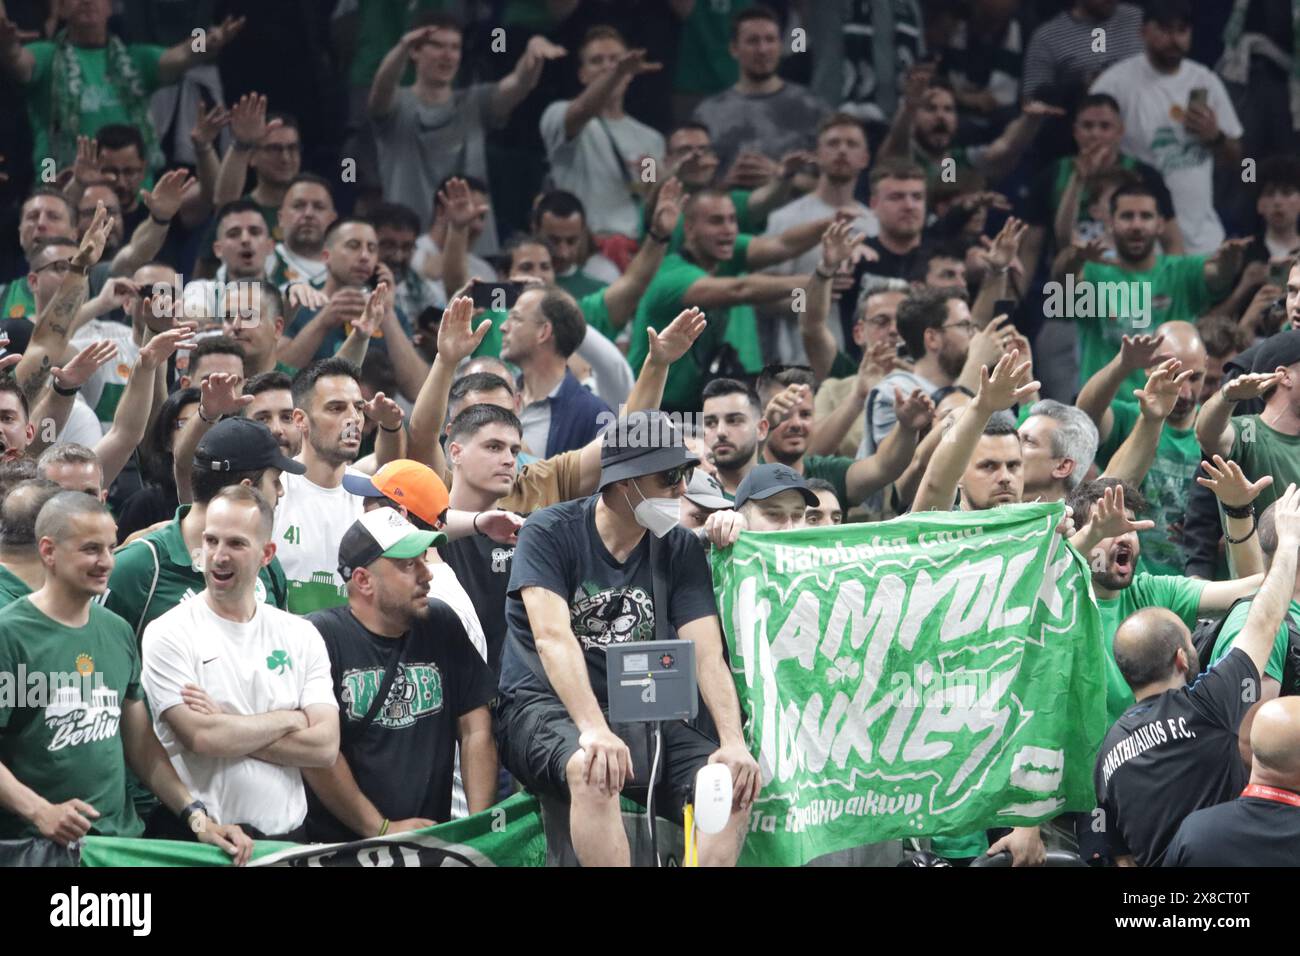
[266,650,292,674]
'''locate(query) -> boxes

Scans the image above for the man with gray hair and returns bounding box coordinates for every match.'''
[1018,399,1100,502]
[0,478,62,607]
[36,443,106,501]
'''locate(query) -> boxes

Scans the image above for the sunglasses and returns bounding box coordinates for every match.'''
[653,465,694,489]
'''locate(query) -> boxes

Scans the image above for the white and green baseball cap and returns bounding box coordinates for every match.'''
[338,508,445,581]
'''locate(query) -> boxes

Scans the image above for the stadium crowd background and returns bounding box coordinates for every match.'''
[0,0,1298,867]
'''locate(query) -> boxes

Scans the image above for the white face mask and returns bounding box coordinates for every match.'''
[624,478,680,538]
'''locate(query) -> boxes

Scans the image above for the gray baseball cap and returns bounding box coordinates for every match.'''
[683,470,732,510]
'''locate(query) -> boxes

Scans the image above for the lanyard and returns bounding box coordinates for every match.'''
[1242,784,1300,807]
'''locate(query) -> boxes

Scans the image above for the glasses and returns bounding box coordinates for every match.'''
[654,465,694,489]
[941,320,976,334]
[34,259,73,274]
[859,315,896,329]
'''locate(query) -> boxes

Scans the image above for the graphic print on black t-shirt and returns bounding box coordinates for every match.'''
[340,662,444,729]
[570,580,655,649]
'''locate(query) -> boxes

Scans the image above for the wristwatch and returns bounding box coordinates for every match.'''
[180,800,209,833]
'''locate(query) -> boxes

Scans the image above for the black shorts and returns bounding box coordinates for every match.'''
[495,689,718,822]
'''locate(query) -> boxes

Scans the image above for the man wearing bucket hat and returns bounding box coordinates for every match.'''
[495,409,759,867]
[302,506,498,841]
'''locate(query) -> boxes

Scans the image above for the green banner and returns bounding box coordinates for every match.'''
[712,502,1107,867]
[79,792,547,867]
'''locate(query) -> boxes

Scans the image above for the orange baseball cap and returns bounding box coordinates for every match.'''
[342,459,450,529]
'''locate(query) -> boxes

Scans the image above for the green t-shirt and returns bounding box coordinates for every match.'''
[1095,572,1206,724]
[0,279,36,322]
[0,565,33,610]
[674,0,750,94]
[556,270,607,301]
[473,289,613,360]
[1229,414,1300,517]
[103,506,289,641]
[24,41,166,168]
[1076,257,1209,394]
[1208,597,1300,684]
[828,350,857,379]
[1095,400,1202,576]
[0,597,144,839]
[629,236,759,412]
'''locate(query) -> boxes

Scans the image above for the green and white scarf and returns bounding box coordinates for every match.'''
[50,29,160,168]
[1218,0,1300,131]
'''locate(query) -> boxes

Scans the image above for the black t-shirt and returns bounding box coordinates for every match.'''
[842,237,927,356]
[1094,647,1257,867]
[438,532,519,676]
[1163,796,1300,867]
[498,495,717,702]
[304,602,496,842]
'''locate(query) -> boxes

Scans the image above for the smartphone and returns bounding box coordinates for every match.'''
[470,279,524,312]
[1188,87,1208,111]
[993,299,1017,320]
[1269,260,1290,287]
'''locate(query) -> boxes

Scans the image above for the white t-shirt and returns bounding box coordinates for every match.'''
[540,101,665,239]
[69,318,140,428]
[272,470,366,615]
[1091,54,1243,254]
[140,595,336,835]
[763,191,879,363]
[411,235,496,307]
[271,243,327,285]
[58,396,106,448]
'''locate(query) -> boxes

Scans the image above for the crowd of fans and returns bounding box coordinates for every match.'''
[0,0,1299,868]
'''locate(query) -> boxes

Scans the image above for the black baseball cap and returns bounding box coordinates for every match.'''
[734,463,818,508]
[597,410,700,490]
[1252,329,1300,374]
[193,417,306,475]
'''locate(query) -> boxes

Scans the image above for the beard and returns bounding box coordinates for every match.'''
[938,344,967,380]
[712,436,756,470]
[308,429,358,467]
[1092,568,1133,591]
[1117,234,1157,263]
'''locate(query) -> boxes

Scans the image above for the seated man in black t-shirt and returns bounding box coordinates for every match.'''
[495,410,760,867]
[1095,483,1300,867]
[1164,696,1300,867]
[303,509,498,842]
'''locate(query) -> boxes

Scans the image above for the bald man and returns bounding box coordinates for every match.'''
[1094,483,1300,866]
[1076,320,1209,574]
[1163,697,1300,866]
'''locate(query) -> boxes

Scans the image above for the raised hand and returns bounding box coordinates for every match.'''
[400,26,440,53]
[975,349,1038,413]
[436,294,492,364]
[651,176,684,237]
[614,47,663,79]
[71,135,106,186]
[1133,358,1192,422]
[475,510,524,545]
[350,282,388,339]
[966,314,1015,371]
[1070,235,1109,267]
[190,101,230,147]
[138,323,199,371]
[317,288,368,330]
[0,17,39,52]
[1196,455,1273,509]
[647,306,706,366]
[1074,141,1113,177]
[199,371,254,418]
[1222,369,1287,403]
[204,15,246,53]
[901,62,937,109]
[1273,484,1300,545]
[523,35,567,64]
[1022,100,1067,120]
[52,340,117,390]
[765,383,811,429]
[983,216,1027,271]
[436,177,488,230]
[87,277,140,318]
[228,92,281,145]
[72,201,114,269]
[362,390,404,431]
[139,168,195,223]
[1086,483,1155,541]
[286,282,329,313]
[894,387,935,431]
[856,341,909,399]
[819,219,859,273]
[778,150,815,180]
[1118,332,1166,371]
